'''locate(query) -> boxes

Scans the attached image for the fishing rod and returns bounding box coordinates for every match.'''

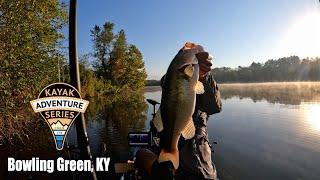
[69,0,97,179]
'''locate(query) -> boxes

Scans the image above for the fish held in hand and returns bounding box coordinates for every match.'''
[153,43,205,169]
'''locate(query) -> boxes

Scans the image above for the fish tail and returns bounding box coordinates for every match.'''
[158,149,179,169]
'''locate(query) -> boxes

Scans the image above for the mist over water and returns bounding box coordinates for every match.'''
[1,82,320,179]
[146,82,320,180]
[210,98,320,180]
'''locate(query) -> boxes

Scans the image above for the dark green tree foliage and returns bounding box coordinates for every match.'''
[91,22,115,78]
[213,56,320,83]
[0,3,147,144]
[89,23,148,142]
[91,22,147,99]
[125,45,147,90]
[0,0,67,104]
[77,54,116,103]
[0,0,67,142]
[108,30,128,85]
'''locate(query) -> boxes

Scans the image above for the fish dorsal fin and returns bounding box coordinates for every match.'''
[181,118,195,139]
[195,80,204,94]
[153,108,163,132]
[184,65,194,77]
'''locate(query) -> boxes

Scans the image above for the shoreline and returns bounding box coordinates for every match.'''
[145,86,161,92]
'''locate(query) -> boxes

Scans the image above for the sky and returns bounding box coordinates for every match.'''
[68,0,320,79]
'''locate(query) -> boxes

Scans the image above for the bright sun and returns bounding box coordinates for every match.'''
[276,10,320,58]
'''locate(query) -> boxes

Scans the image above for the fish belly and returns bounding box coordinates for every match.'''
[160,82,196,151]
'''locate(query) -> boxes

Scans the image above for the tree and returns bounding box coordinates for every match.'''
[91,22,147,96]
[108,29,128,85]
[125,45,147,91]
[0,0,67,142]
[91,22,115,78]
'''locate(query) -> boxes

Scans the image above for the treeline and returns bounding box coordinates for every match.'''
[146,80,161,86]
[0,0,147,143]
[213,56,320,83]
[146,56,320,85]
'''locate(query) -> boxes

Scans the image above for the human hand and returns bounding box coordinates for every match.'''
[196,52,213,81]
[135,148,158,175]
[182,42,213,81]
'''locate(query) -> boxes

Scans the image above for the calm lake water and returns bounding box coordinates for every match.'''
[1,82,320,180]
[144,84,320,180]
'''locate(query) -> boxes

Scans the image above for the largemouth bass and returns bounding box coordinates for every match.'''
[153,42,206,169]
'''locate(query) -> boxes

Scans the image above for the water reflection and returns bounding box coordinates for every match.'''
[220,82,320,105]
[2,82,320,179]
[145,83,320,180]
[72,95,149,157]
[303,103,320,132]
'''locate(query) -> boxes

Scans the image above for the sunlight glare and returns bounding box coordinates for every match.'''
[304,104,320,132]
[276,11,320,58]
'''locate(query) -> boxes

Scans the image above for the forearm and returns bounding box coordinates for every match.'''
[197,73,222,115]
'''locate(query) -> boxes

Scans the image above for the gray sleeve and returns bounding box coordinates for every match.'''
[196,73,222,115]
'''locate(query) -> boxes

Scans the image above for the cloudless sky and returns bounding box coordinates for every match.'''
[68,0,320,79]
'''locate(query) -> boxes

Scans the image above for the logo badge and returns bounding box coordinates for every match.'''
[30,83,89,150]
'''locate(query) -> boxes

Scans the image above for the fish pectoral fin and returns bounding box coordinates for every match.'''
[195,80,205,94]
[153,108,163,132]
[181,118,195,139]
[184,64,194,77]
[158,149,179,170]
